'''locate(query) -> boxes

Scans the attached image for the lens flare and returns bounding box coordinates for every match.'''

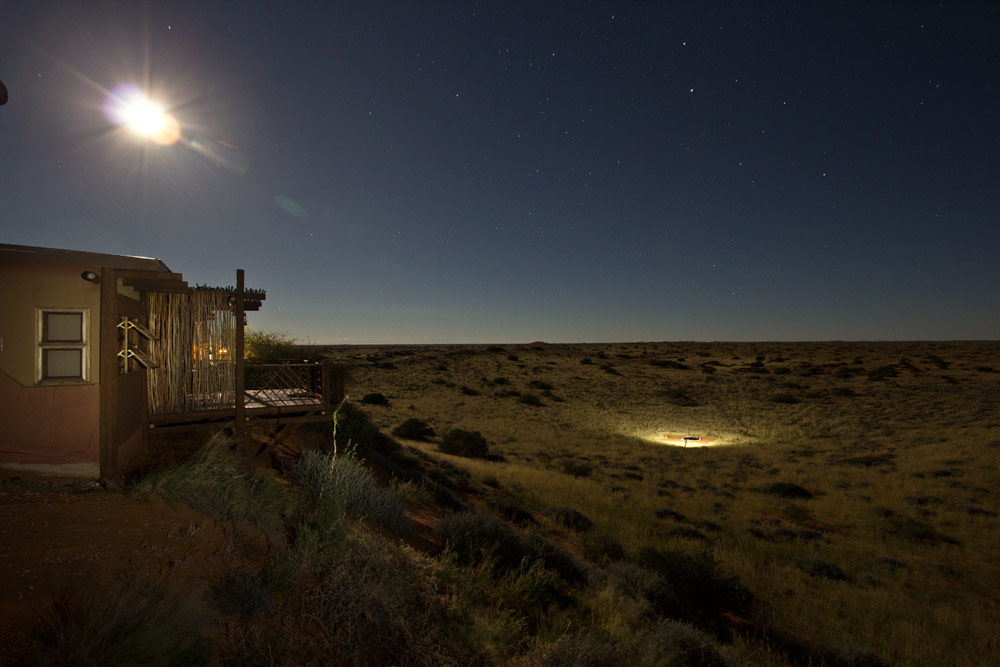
[105,85,180,145]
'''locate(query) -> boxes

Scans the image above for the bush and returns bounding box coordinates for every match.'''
[435,511,526,571]
[284,449,411,536]
[545,506,594,532]
[136,435,286,535]
[766,482,813,499]
[210,571,274,619]
[518,393,543,407]
[635,548,755,635]
[391,418,436,442]
[244,329,297,361]
[439,429,490,458]
[459,385,480,396]
[558,459,594,477]
[361,392,389,406]
[489,493,536,525]
[30,583,210,665]
[582,531,625,563]
[771,393,800,404]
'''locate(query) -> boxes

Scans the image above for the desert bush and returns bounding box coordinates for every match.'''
[244,328,297,361]
[30,583,210,666]
[440,429,490,458]
[635,548,755,635]
[489,493,535,525]
[522,532,587,585]
[518,393,543,407]
[798,558,849,581]
[545,506,594,532]
[209,571,274,619]
[582,531,625,563]
[284,448,411,536]
[558,459,594,477]
[528,380,554,391]
[361,391,389,406]
[766,482,813,499]
[435,510,526,572]
[884,516,958,545]
[136,435,286,534]
[270,531,482,666]
[392,417,436,441]
[771,393,800,404]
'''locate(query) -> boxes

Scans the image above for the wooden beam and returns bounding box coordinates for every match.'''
[114,269,185,282]
[234,269,245,439]
[99,268,119,480]
[122,278,191,293]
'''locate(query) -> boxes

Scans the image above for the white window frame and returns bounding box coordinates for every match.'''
[36,307,90,384]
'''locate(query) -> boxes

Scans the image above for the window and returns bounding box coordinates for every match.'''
[37,308,89,383]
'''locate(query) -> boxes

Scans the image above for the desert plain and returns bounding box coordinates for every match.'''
[1,339,998,665]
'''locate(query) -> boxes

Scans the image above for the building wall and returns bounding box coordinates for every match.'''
[0,261,103,469]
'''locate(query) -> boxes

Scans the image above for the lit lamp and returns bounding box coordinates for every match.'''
[81,270,100,283]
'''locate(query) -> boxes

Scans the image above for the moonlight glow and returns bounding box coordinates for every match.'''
[105,85,180,145]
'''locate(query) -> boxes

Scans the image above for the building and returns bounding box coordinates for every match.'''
[0,243,335,480]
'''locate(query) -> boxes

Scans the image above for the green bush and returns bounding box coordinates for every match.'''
[135,435,286,535]
[391,418,436,441]
[244,329,297,361]
[439,429,490,458]
[284,449,411,536]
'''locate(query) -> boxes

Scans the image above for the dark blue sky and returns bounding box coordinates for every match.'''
[2,1,997,342]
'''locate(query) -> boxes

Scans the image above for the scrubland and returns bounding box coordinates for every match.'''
[2,340,997,665]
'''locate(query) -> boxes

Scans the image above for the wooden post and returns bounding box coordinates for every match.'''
[99,268,118,480]
[322,360,332,416]
[234,269,245,438]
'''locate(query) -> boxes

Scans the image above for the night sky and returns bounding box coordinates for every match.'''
[2,2,997,343]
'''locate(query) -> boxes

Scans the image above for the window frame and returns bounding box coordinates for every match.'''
[36,307,90,385]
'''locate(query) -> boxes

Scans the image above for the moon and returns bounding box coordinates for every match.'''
[106,85,181,145]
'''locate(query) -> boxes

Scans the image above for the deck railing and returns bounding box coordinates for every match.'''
[148,361,343,426]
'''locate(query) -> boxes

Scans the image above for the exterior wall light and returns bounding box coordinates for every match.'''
[81,270,101,283]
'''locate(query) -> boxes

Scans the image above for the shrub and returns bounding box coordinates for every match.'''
[209,571,273,619]
[435,511,525,572]
[361,392,389,406]
[558,459,594,477]
[136,435,286,534]
[582,531,625,562]
[459,385,480,396]
[771,393,800,404]
[489,493,536,525]
[528,380,554,391]
[635,547,755,634]
[391,418,436,442]
[518,393,543,407]
[244,329,297,361]
[439,429,490,458]
[30,583,210,665]
[545,506,594,532]
[766,482,813,499]
[284,449,411,536]
[522,532,587,584]
[798,558,849,581]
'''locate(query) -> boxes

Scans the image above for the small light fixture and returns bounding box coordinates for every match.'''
[81,270,101,283]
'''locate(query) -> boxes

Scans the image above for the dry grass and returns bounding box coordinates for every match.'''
[322,340,1000,666]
